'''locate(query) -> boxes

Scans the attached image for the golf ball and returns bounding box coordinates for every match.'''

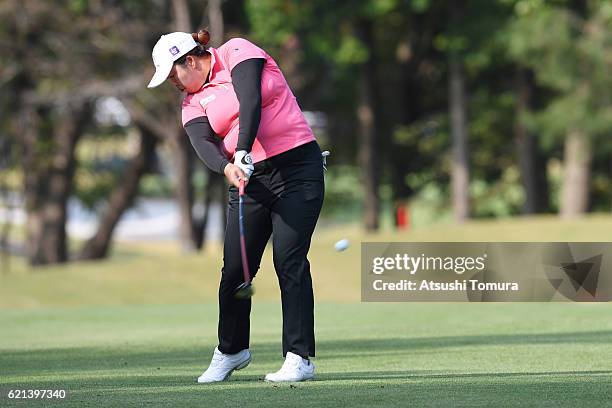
[334,239,350,252]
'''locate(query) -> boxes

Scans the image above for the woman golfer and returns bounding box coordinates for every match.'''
[148,30,324,382]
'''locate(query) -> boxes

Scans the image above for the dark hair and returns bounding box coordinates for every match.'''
[174,29,211,65]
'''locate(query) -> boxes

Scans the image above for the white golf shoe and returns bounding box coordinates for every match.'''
[197,347,251,383]
[264,351,315,382]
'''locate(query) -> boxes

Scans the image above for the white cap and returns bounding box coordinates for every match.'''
[147,32,198,88]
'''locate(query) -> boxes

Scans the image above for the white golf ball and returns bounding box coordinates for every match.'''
[334,239,350,252]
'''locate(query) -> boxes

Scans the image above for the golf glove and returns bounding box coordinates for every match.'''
[234,150,254,179]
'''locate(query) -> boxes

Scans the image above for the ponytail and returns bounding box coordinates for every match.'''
[191,29,210,46]
[175,29,210,65]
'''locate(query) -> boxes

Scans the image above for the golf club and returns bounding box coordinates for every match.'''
[234,178,254,299]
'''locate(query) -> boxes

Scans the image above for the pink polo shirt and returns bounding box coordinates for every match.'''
[182,38,315,163]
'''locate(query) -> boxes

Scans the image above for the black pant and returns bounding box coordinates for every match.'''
[217,141,324,358]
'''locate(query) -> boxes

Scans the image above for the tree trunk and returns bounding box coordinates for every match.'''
[560,130,591,218]
[390,35,423,225]
[79,126,157,260]
[172,0,191,32]
[0,138,14,272]
[196,0,227,248]
[207,0,224,46]
[448,1,470,223]
[515,69,549,214]
[194,171,224,249]
[356,20,380,231]
[171,132,197,251]
[448,55,470,222]
[169,0,198,251]
[21,104,90,265]
[194,178,213,250]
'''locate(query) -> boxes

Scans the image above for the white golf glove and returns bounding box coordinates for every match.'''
[233,150,254,180]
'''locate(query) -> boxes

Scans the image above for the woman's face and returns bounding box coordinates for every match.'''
[168,55,209,93]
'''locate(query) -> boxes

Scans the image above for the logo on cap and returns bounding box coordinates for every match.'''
[169,46,180,56]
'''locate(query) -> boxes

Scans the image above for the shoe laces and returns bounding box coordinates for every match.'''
[278,354,303,373]
[209,351,224,367]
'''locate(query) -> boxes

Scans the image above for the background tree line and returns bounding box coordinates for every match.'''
[1,0,612,266]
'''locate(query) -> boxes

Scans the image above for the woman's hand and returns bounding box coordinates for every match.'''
[224,163,248,188]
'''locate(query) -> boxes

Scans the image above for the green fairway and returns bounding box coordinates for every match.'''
[2,303,612,407]
[2,217,612,406]
[5,214,612,308]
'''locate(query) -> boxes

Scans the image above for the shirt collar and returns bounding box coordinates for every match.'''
[207,47,219,84]
[192,47,224,93]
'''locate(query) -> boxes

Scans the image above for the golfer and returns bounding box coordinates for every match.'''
[147,30,324,382]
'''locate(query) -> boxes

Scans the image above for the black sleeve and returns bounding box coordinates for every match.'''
[184,117,230,174]
[231,58,265,152]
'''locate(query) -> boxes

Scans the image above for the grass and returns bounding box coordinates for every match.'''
[2,215,612,406]
[2,303,612,407]
[4,214,612,308]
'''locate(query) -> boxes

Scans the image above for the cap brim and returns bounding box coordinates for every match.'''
[147,63,172,88]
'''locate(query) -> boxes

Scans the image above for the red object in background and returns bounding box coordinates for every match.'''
[396,203,410,230]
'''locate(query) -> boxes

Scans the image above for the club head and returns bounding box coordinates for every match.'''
[234,282,254,299]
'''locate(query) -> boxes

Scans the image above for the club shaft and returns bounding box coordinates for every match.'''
[238,180,250,284]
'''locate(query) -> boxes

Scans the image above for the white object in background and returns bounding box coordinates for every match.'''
[334,239,349,252]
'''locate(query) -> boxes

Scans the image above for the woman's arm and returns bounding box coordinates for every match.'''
[184,117,247,187]
[231,58,265,153]
[184,116,230,174]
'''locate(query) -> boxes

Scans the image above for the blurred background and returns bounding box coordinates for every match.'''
[1,0,612,281]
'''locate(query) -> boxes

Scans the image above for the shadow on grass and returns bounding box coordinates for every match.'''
[2,330,612,375]
[315,369,612,381]
[3,370,612,408]
[3,330,612,407]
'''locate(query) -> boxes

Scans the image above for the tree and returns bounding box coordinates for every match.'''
[514,69,549,214]
[447,1,470,222]
[246,0,402,230]
[170,0,198,251]
[2,0,169,264]
[78,123,158,260]
[439,0,514,222]
[507,0,612,217]
[355,18,381,231]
